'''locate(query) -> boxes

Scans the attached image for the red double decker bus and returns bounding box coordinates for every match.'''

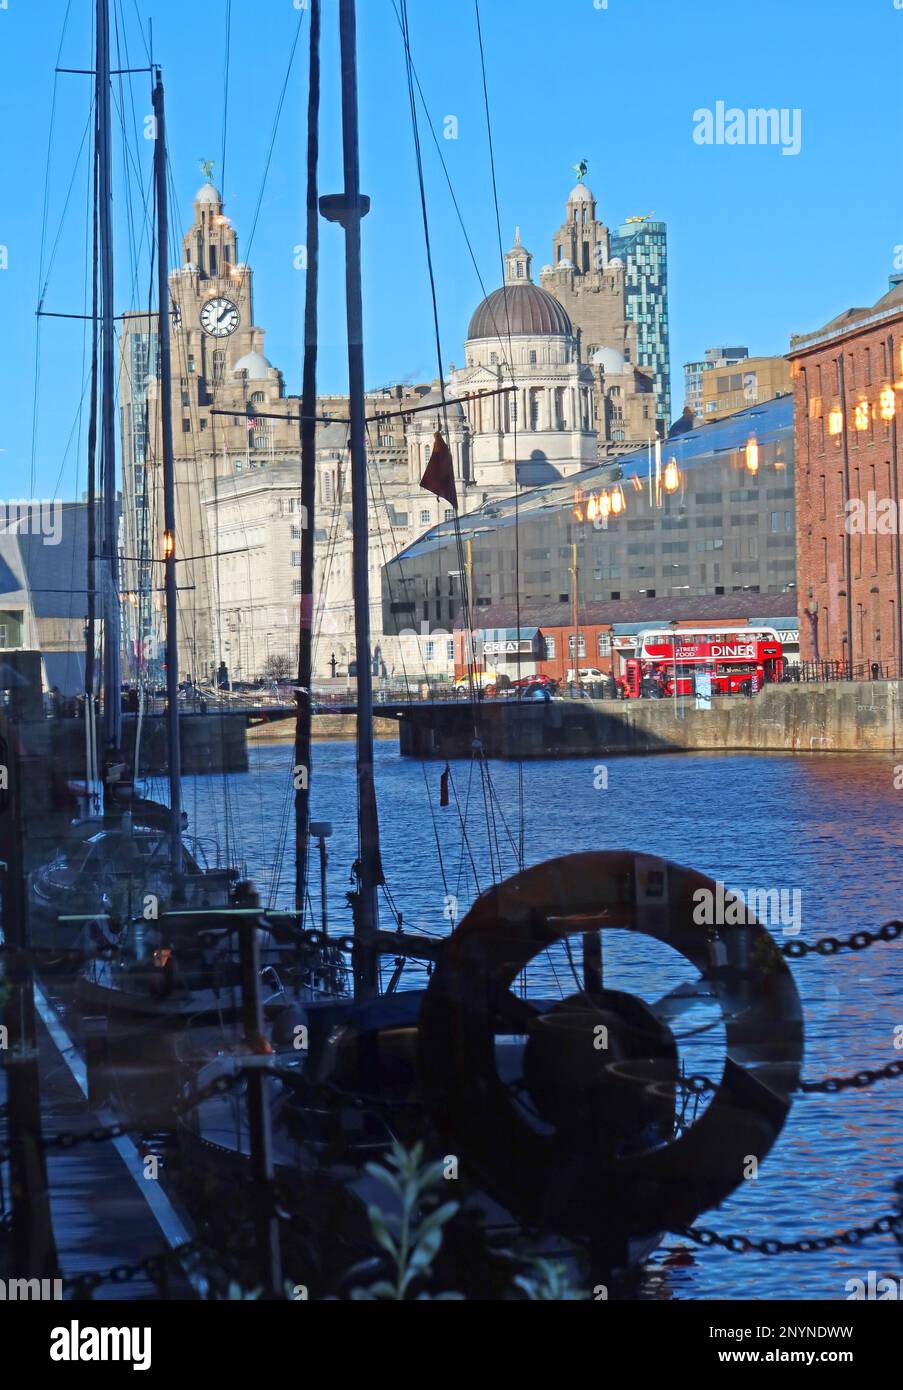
[619,627,784,698]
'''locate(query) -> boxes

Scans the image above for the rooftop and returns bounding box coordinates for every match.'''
[456,592,796,633]
[391,393,793,564]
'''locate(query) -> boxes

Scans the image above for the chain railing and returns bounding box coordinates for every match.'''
[675,1211,903,1256]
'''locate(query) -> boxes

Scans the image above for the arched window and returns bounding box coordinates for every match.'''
[250,391,265,405]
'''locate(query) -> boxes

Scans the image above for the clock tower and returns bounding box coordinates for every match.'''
[171,176,269,402]
[119,171,292,678]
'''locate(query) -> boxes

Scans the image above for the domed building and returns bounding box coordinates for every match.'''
[449,231,597,488]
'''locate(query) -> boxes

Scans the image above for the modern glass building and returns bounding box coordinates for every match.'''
[609,219,671,429]
[382,395,795,639]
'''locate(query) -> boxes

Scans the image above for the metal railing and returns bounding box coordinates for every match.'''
[784,660,898,684]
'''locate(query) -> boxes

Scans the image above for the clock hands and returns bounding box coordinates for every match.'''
[200,299,238,336]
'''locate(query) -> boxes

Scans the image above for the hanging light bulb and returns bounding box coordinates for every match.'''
[854,399,870,432]
[745,436,759,474]
[610,484,625,516]
[599,490,612,518]
[880,385,896,421]
[587,492,599,522]
[663,457,680,493]
[630,473,644,493]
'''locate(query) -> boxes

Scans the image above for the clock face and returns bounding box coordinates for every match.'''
[200,297,240,338]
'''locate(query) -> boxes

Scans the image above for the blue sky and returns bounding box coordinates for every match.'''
[1,0,901,498]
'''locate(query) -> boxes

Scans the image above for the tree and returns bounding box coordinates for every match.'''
[263,653,293,680]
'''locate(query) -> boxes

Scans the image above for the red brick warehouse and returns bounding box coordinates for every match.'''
[789,279,903,674]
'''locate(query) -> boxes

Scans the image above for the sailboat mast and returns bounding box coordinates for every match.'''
[97,0,121,751]
[84,118,100,802]
[294,0,321,916]
[322,0,381,998]
[152,71,182,877]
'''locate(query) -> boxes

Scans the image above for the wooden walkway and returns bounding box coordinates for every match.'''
[1,987,196,1300]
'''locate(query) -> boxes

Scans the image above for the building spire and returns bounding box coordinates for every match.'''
[504,228,532,284]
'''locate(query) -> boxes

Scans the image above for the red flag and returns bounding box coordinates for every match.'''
[420,432,458,512]
[439,766,450,808]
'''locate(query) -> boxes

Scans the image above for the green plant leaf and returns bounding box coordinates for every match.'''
[408,1223,444,1273]
[418,1160,448,1192]
[413,1201,459,1244]
[367,1204,399,1259]
[363,1161,404,1199]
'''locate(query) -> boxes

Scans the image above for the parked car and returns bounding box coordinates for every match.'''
[512,673,558,691]
[507,674,558,701]
[566,667,606,685]
[453,670,499,698]
[564,667,618,697]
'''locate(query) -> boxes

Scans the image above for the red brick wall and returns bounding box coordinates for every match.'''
[790,320,903,672]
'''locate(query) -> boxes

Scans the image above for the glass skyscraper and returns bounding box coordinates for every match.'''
[609,219,671,429]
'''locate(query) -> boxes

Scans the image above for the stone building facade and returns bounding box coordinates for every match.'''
[789,280,903,674]
[539,184,665,447]
[451,231,597,486]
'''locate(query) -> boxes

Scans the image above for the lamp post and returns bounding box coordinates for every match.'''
[309,820,332,936]
[669,618,679,719]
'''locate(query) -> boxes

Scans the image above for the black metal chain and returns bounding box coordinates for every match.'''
[4,1053,902,1167]
[2,918,899,969]
[677,1059,903,1098]
[0,924,356,967]
[781,919,903,957]
[0,1069,249,1164]
[797,1057,903,1093]
[61,1237,218,1299]
[676,1210,903,1256]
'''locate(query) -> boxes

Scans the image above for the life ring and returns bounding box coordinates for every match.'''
[417,850,803,1256]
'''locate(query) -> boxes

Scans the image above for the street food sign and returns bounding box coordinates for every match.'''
[481,638,535,656]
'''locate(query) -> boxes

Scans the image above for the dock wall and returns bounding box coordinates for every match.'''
[397,682,903,760]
